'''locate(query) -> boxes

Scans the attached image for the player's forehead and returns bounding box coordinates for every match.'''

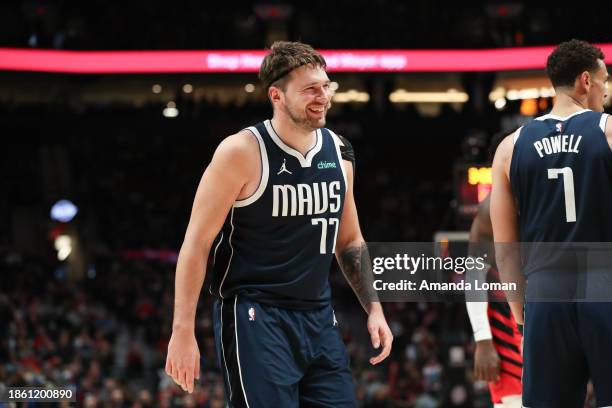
[287,64,329,88]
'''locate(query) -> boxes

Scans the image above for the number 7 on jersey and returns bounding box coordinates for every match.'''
[312,218,340,254]
[547,167,576,223]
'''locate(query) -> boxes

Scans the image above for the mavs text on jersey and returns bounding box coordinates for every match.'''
[210,119,348,309]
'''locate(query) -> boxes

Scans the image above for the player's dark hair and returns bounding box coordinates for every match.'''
[259,41,327,90]
[546,39,605,88]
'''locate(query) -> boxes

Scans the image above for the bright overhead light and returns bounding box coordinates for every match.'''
[330,82,339,91]
[539,87,555,98]
[245,83,255,93]
[152,84,162,94]
[182,84,193,93]
[491,86,555,102]
[50,200,78,222]
[494,98,507,110]
[332,89,369,103]
[488,87,506,102]
[163,107,179,118]
[507,88,540,101]
[389,90,469,103]
[54,235,72,261]
[167,101,176,108]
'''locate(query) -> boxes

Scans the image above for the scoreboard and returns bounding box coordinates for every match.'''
[454,163,492,216]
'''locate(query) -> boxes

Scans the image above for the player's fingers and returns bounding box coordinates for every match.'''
[491,360,501,382]
[179,366,188,391]
[165,358,173,377]
[171,364,180,386]
[186,366,195,394]
[370,346,387,365]
[482,365,492,382]
[474,364,482,381]
[369,325,381,349]
[194,356,201,380]
[370,329,392,365]
[486,362,498,382]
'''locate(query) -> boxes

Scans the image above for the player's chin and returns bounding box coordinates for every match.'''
[309,118,325,130]
[306,113,326,128]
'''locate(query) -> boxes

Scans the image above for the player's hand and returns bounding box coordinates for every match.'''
[367,309,393,365]
[165,328,201,393]
[474,339,500,382]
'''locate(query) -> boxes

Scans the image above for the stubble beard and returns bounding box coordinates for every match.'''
[282,102,326,132]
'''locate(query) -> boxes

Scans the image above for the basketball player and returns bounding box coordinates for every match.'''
[165,41,393,407]
[466,195,522,408]
[491,39,611,407]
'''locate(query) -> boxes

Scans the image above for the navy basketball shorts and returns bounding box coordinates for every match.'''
[522,302,612,407]
[212,295,357,408]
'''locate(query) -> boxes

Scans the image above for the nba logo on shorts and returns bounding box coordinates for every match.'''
[248,307,256,321]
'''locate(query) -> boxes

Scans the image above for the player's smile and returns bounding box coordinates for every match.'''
[307,105,326,118]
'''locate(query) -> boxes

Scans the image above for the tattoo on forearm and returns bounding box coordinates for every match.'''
[339,244,379,310]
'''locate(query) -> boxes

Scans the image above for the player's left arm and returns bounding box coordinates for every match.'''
[490,135,525,324]
[334,135,393,365]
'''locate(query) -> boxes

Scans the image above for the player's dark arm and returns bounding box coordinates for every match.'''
[491,135,525,324]
[466,195,494,294]
[466,195,501,382]
[467,195,493,301]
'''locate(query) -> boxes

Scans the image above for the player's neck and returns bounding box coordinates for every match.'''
[270,115,317,156]
[549,92,589,117]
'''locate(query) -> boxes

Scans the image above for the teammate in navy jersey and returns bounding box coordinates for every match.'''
[165,41,393,407]
[491,39,611,407]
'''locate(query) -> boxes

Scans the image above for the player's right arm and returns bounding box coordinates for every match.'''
[490,134,525,324]
[165,130,260,393]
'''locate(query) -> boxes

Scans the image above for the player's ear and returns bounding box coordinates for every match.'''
[269,86,282,104]
[579,70,591,91]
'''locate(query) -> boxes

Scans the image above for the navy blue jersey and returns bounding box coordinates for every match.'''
[209,120,347,309]
[510,109,612,243]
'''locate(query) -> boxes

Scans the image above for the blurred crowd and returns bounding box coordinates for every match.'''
[1,251,493,407]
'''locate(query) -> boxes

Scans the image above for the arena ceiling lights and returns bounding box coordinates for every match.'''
[2,45,612,73]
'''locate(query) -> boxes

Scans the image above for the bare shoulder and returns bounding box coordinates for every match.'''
[494,133,516,161]
[216,129,260,159]
[492,133,517,177]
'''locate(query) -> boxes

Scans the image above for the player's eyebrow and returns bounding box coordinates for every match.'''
[302,80,330,88]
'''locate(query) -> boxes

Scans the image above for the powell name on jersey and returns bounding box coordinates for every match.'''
[510,109,612,243]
